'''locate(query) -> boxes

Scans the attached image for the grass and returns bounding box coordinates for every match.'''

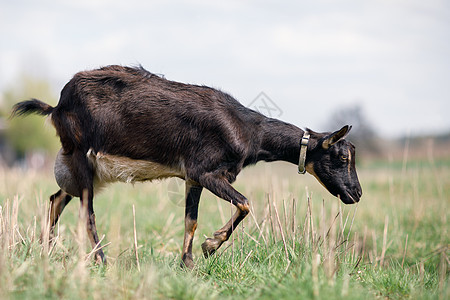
[0,157,448,299]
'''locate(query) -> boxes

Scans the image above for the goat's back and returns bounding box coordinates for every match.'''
[51,66,262,171]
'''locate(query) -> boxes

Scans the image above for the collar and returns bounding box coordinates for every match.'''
[298,131,310,174]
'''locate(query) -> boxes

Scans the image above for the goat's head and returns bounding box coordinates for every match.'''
[305,125,362,204]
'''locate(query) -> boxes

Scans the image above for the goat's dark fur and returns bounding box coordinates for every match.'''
[11,65,362,267]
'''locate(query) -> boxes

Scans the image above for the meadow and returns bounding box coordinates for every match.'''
[0,156,448,299]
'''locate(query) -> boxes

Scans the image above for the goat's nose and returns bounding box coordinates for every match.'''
[356,186,362,198]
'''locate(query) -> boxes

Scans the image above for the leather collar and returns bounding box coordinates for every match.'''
[298,131,310,174]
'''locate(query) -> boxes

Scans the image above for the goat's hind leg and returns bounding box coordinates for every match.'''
[81,189,105,264]
[70,150,106,264]
[42,149,76,242]
[44,189,73,241]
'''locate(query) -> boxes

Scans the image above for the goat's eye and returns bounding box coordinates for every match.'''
[340,155,348,162]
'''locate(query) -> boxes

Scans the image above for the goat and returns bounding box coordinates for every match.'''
[11,65,362,268]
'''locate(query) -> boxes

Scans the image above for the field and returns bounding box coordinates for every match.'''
[0,157,448,299]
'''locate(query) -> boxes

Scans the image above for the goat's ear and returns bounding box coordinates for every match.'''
[322,125,351,149]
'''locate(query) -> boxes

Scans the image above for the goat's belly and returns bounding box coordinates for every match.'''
[88,150,185,184]
[54,149,184,197]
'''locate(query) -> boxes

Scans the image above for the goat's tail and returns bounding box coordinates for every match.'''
[10,99,55,118]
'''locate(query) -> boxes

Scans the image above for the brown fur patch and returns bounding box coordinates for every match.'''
[305,162,327,190]
[348,149,352,175]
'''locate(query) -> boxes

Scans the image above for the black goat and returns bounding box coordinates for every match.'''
[11,65,362,268]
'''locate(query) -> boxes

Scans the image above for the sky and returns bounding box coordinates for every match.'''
[1,0,449,138]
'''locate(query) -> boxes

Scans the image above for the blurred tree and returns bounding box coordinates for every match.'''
[0,75,60,162]
[326,104,380,156]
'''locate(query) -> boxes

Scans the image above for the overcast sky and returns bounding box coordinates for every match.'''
[1,0,449,137]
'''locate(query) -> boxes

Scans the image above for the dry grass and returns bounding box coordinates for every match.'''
[0,156,448,299]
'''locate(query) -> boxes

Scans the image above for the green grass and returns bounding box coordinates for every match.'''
[0,158,448,299]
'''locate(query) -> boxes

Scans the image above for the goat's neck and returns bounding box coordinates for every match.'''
[256,118,305,165]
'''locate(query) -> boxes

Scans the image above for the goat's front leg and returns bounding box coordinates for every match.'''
[197,172,250,257]
[180,180,203,269]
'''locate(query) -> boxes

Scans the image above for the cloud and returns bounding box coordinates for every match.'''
[1,0,449,136]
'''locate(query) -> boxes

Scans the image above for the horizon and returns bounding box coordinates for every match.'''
[1,0,449,138]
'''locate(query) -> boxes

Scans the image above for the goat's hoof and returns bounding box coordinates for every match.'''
[201,238,221,258]
[94,252,107,265]
[39,232,54,245]
[180,255,194,269]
